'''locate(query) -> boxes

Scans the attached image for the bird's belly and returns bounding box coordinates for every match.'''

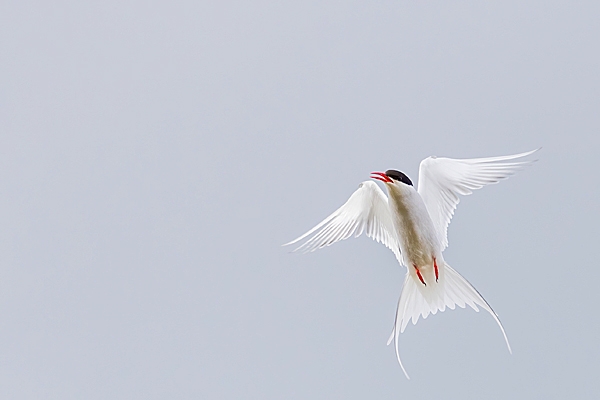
[389,199,438,267]
[397,219,435,266]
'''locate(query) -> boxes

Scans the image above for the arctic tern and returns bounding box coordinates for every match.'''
[284,149,538,378]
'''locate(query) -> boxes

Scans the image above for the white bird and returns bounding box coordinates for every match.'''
[284,149,538,378]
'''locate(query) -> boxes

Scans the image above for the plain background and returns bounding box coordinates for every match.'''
[1,1,599,399]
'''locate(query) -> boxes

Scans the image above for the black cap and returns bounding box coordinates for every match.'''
[385,170,413,186]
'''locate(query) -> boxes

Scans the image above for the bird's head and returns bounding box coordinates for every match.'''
[370,170,413,187]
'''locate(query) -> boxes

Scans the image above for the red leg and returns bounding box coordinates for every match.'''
[413,265,426,286]
[433,257,439,282]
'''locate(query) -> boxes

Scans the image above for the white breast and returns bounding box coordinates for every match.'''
[385,183,440,268]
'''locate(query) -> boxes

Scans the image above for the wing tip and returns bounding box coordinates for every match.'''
[281,239,299,247]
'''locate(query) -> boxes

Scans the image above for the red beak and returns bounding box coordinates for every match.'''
[370,171,393,183]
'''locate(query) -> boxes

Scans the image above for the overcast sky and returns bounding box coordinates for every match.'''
[1,1,599,399]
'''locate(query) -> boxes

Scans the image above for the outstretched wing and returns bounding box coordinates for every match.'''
[283,181,401,261]
[417,149,538,250]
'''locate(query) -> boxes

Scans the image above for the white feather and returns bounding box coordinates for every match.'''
[283,181,401,262]
[417,149,539,250]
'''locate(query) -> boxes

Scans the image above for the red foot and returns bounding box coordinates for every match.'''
[413,265,426,286]
[433,257,439,282]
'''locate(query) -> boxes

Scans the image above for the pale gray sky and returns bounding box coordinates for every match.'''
[1,1,599,399]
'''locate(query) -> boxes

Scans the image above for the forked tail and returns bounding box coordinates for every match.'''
[387,264,511,379]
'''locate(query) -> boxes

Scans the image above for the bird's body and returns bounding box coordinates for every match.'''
[284,149,538,378]
[386,181,440,277]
